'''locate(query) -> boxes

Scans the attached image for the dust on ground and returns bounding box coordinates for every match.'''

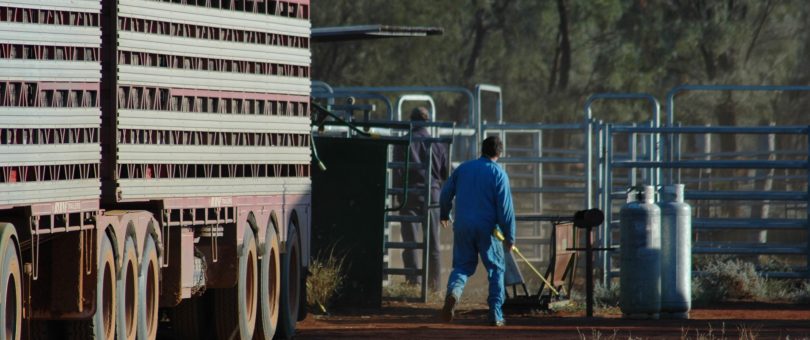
[297,301,810,339]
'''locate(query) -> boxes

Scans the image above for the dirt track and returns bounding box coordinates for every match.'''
[297,302,810,339]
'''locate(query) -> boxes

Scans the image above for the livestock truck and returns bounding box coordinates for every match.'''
[0,0,312,339]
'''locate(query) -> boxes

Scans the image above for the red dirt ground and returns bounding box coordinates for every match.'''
[297,301,810,339]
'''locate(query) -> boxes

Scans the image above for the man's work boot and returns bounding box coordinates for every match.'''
[440,295,457,323]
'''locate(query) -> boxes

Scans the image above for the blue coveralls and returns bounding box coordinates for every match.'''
[440,156,516,323]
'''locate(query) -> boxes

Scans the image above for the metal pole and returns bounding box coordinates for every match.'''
[586,226,594,318]
[584,93,662,210]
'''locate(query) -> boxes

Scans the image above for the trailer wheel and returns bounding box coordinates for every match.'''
[138,236,159,340]
[117,237,138,340]
[276,225,301,339]
[254,226,280,339]
[215,228,258,340]
[71,233,116,340]
[0,223,21,340]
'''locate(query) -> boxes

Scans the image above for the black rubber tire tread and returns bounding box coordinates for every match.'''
[137,236,159,340]
[117,238,138,340]
[69,234,116,340]
[0,223,21,340]
[275,225,300,340]
[214,229,258,340]
[170,296,213,340]
[297,269,307,322]
[254,226,281,340]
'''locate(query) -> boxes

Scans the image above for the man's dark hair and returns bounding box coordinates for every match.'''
[410,107,430,121]
[482,136,503,158]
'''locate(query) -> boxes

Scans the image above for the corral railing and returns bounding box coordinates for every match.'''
[604,124,810,279]
[482,122,587,268]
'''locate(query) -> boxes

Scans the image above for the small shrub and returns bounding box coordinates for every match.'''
[693,258,764,302]
[594,281,620,308]
[306,248,346,314]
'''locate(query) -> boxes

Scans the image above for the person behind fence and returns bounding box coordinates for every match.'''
[394,107,449,291]
[438,135,515,327]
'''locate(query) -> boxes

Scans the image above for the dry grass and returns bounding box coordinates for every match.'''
[306,248,346,314]
[576,323,767,340]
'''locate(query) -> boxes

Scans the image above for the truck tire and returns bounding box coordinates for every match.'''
[215,228,258,340]
[0,223,21,340]
[254,226,280,340]
[276,225,300,339]
[71,233,116,340]
[117,237,138,340]
[297,267,308,322]
[137,236,159,340]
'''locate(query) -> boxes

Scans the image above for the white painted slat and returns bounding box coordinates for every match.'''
[118,110,309,133]
[118,31,310,65]
[117,145,310,164]
[3,0,100,12]
[117,177,311,200]
[0,179,100,206]
[0,60,99,82]
[0,108,99,128]
[119,0,310,36]
[118,65,309,96]
[0,144,100,166]
[0,22,100,47]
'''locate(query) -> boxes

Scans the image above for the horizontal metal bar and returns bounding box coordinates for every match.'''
[693,218,807,230]
[0,180,100,207]
[610,270,809,279]
[513,237,551,244]
[680,150,807,158]
[387,161,428,169]
[693,245,807,255]
[1,144,100,166]
[118,65,309,96]
[511,187,586,194]
[686,190,808,201]
[119,0,310,36]
[483,123,583,130]
[342,120,455,129]
[0,107,100,128]
[516,215,574,223]
[679,174,806,184]
[117,145,310,164]
[385,242,423,250]
[613,160,808,169]
[118,31,309,65]
[386,188,430,195]
[0,22,100,47]
[610,190,809,201]
[0,60,100,83]
[4,0,101,12]
[499,157,583,164]
[119,110,310,134]
[117,177,311,201]
[610,125,809,134]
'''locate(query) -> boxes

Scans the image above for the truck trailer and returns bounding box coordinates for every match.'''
[0,0,312,339]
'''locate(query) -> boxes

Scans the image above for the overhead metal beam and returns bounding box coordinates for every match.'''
[312,25,443,42]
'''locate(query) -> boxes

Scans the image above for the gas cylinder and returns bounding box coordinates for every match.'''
[619,185,661,319]
[659,184,691,319]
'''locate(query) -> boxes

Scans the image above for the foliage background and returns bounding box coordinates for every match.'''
[312,0,810,126]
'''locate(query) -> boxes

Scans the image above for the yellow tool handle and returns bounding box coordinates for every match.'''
[494,229,559,296]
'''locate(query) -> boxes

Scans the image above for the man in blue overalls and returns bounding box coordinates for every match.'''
[439,136,516,327]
